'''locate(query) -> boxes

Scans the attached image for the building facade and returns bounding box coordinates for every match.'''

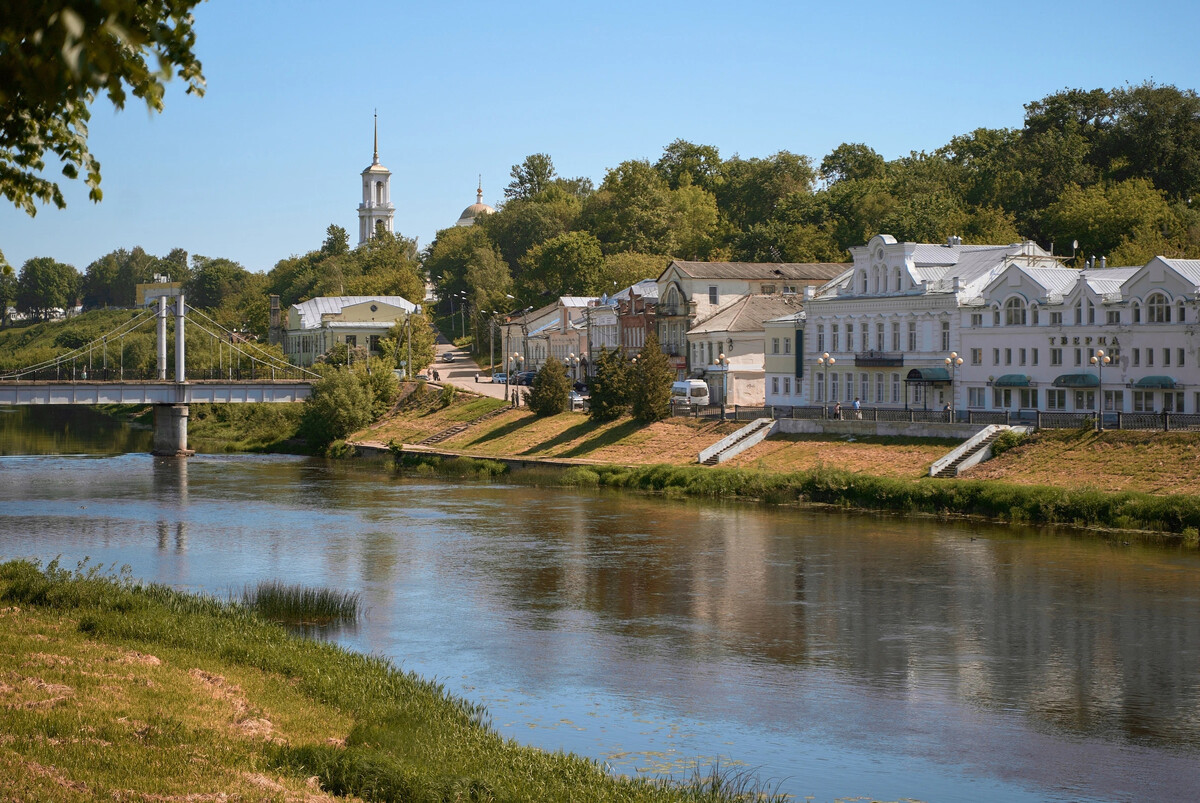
[763,311,806,407]
[283,296,418,367]
[686,294,800,406]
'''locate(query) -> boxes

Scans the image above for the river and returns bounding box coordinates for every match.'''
[1,406,1199,802]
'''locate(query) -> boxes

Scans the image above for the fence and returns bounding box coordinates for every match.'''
[670,402,1200,432]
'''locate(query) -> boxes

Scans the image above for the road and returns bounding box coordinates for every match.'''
[431,338,512,400]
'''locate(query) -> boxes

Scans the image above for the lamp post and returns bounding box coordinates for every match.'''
[944,351,963,422]
[567,352,579,383]
[1090,348,1110,430]
[816,352,835,413]
[508,352,523,405]
[716,352,730,418]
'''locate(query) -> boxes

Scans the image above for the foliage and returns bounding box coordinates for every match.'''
[381,311,436,375]
[0,0,206,214]
[588,346,631,421]
[0,252,15,328]
[187,402,304,453]
[527,357,570,417]
[518,230,604,300]
[16,255,79,320]
[242,580,359,625]
[299,367,373,450]
[989,428,1027,457]
[630,331,673,423]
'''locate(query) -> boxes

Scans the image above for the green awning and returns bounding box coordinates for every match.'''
[1133,375,1176,389]
[993,374,1030,387]
[905,367,951,382]
[1052,373,1100,388]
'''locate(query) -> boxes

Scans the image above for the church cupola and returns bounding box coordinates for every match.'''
[357,112,395,245]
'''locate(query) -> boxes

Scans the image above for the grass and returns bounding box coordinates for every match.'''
[0,558,791,802]
[241,580,360,626]
[187,403,307,453]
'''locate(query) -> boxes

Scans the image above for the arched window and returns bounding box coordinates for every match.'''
[1132,301,1141,323]
[375,181,384,204]
[992,305,1001,326]
[893,267,901,292]
[1031,303,1040,325]
[1005,297,1026,326]
[1148,293,1171,323]
[1177,300,1186,323]
[861,273,869,294]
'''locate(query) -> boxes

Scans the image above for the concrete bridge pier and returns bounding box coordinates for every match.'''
[152,404,194,456]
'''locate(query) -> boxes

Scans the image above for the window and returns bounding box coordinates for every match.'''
[783,285,797,295]
[908,322,917,351]
[971,312,983,327]
[1032,348,1039,366]
[1104,390,1124,411]
[831,373,839,401]
[1148,348,1155,367]
[1148,293,1170,323]
[832,324,839,352]
[891,322,901,351]
[772,338,780,354]
[970,348,982,365]
[1050,311,1063,326]
[1074,390,1095,410]
[1019,348,1027,366]
[345,335,357,347]
[772,376,779,394]
[892,373,900,403]
[992,348,1000,366]
[816,372,824,401]
[369,335,381,352]
[1087,301,1095,325]
[1075,302,1083,325]
[1047,389,1066,410]
[993,388,1012,409]
[1133,348,1140,366]
[941,321,950,351]
[1004,348,1012,366]
[861,326,869,351]
[993,307,1001,326]
[1019,389,1038,409]
[784,337,791,355]
[875,372,884,403]
[1107,310,1121,325]
[844,372,854,401]
[1031,305,1040,325]
[1178,348,1185,367]
[1133,391,1152,412]
[1132,303,1141,323]
[861,374,869,401]
[783,376,791,394]
[1164,348,1171,367]
[1178,302,1186,323]
[1005,297,1026,326]
[894,267,901,291]
[816,324,825,353]
[876,324,885,351]
[1165,392,1184,412]
[1051,348,1062,366]
[861,273,869,293]
[846,324,854,351]
[761,284,776,295]
[968,387,985,407]
[708,286,718,305]
[1074,348,1082,366]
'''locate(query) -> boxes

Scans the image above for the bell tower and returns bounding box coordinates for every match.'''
[357,112,394,245]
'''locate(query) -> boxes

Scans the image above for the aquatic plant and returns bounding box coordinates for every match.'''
[242,580,360,625]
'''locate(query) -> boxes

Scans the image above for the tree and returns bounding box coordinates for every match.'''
[476,187,582,270]
[820,142,886,185]
[381,312,436,375]
[715,151,816,231]
[299,367,373,450]
[16,256,79,320]
[600,252,667,292]
[0,251,15,328]
[505,153,557,199]
[1041,178,1172,264]
[1,1,206,215]
[655,139,722,191]
[587,347,631,421]
[630,332,673,423]
[517,231,604,301]
[322,224,350,256]
[81,246,155,308]
[526,357,570,417]
[185,255,252,310]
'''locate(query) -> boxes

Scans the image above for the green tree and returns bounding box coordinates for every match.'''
[715,151,816,231]
[0,251,15,328]
[630,332,673,423]
[505,153,557,199]
[476,186,582,271]
[1041,178,1172,264]
[517,231,604,301]
[820,142,886,185]
[81,246,155,308]
[587,346,630,421]
[600,252,667,291]
[526,357,570,417]
[299,367,373,450]
[16,256,79,320]
[322,224,350,256]
[185,256,252,310]
[1,0,206,215]
[655,139,723,191]
[381,312,436,375]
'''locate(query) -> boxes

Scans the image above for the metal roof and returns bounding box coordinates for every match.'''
[664,261,848,281]
[291,296,417,330]
[1161,258,1200,287]
[689,295,802,334]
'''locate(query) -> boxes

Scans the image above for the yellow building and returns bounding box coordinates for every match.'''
[283,295,418,367]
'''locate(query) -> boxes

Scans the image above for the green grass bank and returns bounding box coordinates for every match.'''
[0,559,787,802]
[394,452,1200,543]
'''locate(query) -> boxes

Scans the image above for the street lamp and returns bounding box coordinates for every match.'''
[944,351,963,422]
[567,352,579,382]
[816,352,835,413]
[716,352,730,415]
[508,351,523,404]
[1090,348,1111,430]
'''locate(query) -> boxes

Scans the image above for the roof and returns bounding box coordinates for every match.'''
[291,296,416,330]
[1082,267,1140,296]
[688,295,801,335]
[664,261,849,281]
[612,280,659,301]
[559,296,597,308]
[906,367,951,382]
[1160,258,1200,287]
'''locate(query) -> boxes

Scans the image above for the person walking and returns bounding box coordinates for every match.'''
[833,401,842,420]
[853,397,861,419]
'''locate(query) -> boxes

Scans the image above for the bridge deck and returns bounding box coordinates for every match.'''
[0,380,312,406]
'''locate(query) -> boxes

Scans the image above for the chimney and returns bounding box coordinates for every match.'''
[1099,256,1107,269]
[268,295,282,346]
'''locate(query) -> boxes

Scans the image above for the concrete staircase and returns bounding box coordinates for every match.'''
[929,425,1008,478]
[418,407,507,447]
[699,418,775,466]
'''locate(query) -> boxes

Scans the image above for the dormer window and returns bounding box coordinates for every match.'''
[1148,293,1170,323]
[1005,297,1026,326]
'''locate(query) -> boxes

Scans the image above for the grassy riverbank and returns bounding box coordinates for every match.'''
[0,559,785,802]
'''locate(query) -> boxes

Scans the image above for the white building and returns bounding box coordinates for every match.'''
[801,234,1055,410]
[283,296,418,367]
[454,179,496,227]
[357,114,394,245]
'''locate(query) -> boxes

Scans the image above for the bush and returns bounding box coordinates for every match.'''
[300,368,373,450]
[630,332,673,423]
[526,357,570,417]
[990,428,1027,456]
[588,346,630,422]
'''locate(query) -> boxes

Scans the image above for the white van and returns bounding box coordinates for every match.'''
[671,379,710,406]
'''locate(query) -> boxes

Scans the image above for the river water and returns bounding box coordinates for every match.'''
[2,406,1199,802]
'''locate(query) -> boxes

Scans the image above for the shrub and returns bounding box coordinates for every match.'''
[527,357,570,417]
[990,428,1027,456]
[587,346,630,422]
[300,367,373,450]
[630,332,673,423]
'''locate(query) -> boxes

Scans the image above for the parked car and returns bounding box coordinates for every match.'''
[568,390,586,411]
[514,371,536,386]
[491,372,507,384]
[671,379,710,406]
[573,381,587,393]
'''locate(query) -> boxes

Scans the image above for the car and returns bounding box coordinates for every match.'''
[573,381,587,393]
[514,371,536,386]
[491,372,507,384]
[442,352,455,363]
[568,390,586,411]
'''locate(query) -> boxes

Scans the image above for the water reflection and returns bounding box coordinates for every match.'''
[0,406,153,455]
[1,444,1199,801]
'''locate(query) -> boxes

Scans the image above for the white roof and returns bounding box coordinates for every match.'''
[291,295,417,330]
[1161,258,1200,287]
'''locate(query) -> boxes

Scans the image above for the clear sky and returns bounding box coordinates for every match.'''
[2,0,1197,276]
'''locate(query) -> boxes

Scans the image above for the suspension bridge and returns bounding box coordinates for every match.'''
[0,294,316,455]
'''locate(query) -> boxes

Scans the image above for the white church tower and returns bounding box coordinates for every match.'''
[357,113,394,245]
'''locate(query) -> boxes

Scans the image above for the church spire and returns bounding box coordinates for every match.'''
[372,111,379,165]
[477,174,483,204]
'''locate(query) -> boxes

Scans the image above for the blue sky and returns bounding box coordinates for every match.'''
[2,0,1197,275]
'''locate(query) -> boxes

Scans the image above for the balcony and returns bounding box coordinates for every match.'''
[854,350,904,367]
